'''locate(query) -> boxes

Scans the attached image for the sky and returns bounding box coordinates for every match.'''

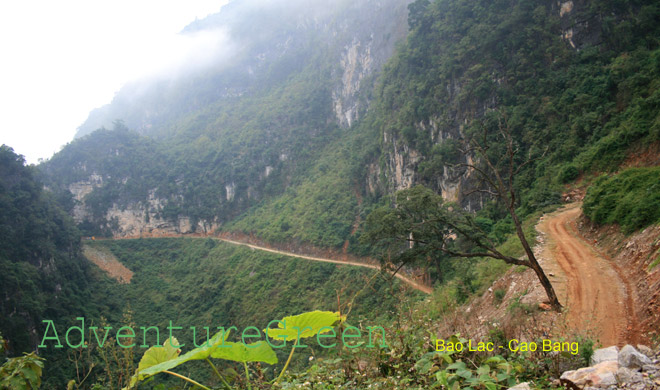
[0,0,229,164]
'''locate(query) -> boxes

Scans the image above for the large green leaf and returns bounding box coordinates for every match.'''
[139,331,232,377]
[127,337,182,385]
[136,337,181,375]
[263,311,343,343]
[211,341,278,364]
[175,329,231,361]
[125,332,233,389]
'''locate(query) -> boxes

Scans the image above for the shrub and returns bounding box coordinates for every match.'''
[583,167,660,233]
[559,164,580,184]
[493,288,506,305]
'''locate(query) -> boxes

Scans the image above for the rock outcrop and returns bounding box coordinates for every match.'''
[69,181,218,238]
[559,345,659,390]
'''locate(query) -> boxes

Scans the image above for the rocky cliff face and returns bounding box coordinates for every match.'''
[331,0,410,128]
[68,173,103,223]
[333,38,374,128]
[556,0,604,50]
[379,106,491,211]
[69,180,217,237]
[104,202,217,238]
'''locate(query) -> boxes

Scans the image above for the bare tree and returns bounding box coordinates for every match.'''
[455,115,561,310]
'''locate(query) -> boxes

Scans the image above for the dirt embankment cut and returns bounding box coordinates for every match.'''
[82,244,133,284]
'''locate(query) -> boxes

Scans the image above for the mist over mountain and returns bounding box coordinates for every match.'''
[75,0,409,138]
[43,0,411,243]
[41,0,660,251]
[44,0,659,252]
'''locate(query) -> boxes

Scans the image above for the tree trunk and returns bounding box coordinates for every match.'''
[510,208,563,311]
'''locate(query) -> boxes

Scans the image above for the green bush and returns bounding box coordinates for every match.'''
[583,167,660,233]
[559,164,580,184]
[493,288,506,305]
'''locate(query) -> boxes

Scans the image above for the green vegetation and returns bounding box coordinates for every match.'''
[559,164,580,184]
[650,253,660,271]
[369,0,660,219]
[29,237,409,389]
[583,167,660,233]
[41,0,660,249]
[42,68,342,234]
[41,0,402,242]
[92,238,404,331]
[363,183,561,309]
[5,0,660,386]
[0,333,45,390]
[276,293,593,389]
[0,145,124,386]
[126,311,343,389]
[226,135,360,249]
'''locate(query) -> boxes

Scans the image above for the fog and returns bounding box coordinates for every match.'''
[0,0,356,163]
[0,0,228,164]
[129,27,235,83]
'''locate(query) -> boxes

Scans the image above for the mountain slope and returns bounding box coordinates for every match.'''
[42,0,411,240]
[370,0,660,213]
[0,145,129,385]
[41,0,660,280]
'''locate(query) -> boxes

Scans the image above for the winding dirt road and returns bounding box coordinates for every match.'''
[93,233,433,294]
[538,204,635,346]
[217,237,434,294]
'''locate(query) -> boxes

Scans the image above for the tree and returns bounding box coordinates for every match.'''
[364,114,562,311]
[408,0,431,30]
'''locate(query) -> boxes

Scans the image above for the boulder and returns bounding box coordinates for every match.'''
[619,344,652,370]
[590,346,619,366]
[560,361,618,389]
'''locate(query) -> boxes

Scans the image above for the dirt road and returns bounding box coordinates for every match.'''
[94,233,433,294]
[217,237,434,294]
[538,204,635,346]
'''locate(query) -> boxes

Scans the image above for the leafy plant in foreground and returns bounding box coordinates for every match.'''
[0,333,45,390]
[124,310,343,389]
[415,335,522,390]
[264,310,346,385]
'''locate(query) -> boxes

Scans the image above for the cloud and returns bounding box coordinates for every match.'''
[127,27,235,82]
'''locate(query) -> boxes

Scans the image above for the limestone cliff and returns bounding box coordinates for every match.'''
[331,0,411,128]
[69,180,218,237]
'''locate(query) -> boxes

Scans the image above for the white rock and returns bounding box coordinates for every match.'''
[636,344,653,358]
[590,346,619,366]
[561,361,618,388]
[617,367,644,385]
